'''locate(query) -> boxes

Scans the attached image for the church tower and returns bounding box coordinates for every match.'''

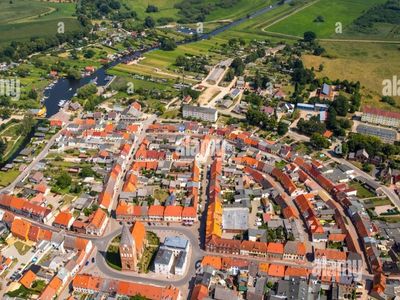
[119,224,137,271]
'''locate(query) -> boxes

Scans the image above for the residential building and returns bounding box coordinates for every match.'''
[182,105,218,122]
[154,248,174,275]
[362,106,400,128]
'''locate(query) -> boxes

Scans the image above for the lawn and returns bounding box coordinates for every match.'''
[138,246,157,273]
[153,189,169,203]
[6,285,39,298]
[349,181,376,199]
[370,197,392,207]
[266,0,387,39]
[303,42,400,110]
[105,244,122,271]
[162,109,181,119]
[146,231,160,247]
[14,241,31,256]
[0,168,20,188]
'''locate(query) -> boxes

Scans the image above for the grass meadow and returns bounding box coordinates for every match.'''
[303,41,400,110]
[266,0,387,39]
[0,0,80,45]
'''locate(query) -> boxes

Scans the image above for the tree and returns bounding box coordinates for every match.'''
[382,96,396,106]
[0,139,6,161]
[310,133,330,150]
[20,116,35,135]
[362,163,373,173]
[77,83,97,98]
[332,95,349,116]
[297,116,326,136]
[84,49,95,58]
[28,89,38,100]
[144,16,155,28]
[314,15,325,22]
[146,4,159,13]
[326,107,338,130]
[277,121,289,136]
[79,166,95,178]
[303,31,317,42]
[225,68,235,81]
[231,57,245,76]
[56,172,72,189]
[160,38,176,51]
[66,68,81,80]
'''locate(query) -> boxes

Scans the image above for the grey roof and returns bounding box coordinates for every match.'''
[154,249,173,266]
[175,251,187,269]
[120,224,134,247]
[284,241,300,254]
[356,124,397,143]
[337,164,353,173]
[214,286,237,300]
[255,277,268,295]
[222,207,249,230]
[182,105,217,115]
[273,278,308,300]
[163,236,188,250]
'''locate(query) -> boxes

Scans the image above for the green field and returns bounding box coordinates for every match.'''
[0,0,80,45]
[303,41,400,109]
[124,0,271,22]
[123,0,181,20]
[266,0,387,39]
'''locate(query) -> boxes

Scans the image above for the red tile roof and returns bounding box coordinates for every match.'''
[164,206,183,218]
[363,106,400,120]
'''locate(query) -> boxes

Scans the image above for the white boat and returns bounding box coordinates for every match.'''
[58,100,66,107]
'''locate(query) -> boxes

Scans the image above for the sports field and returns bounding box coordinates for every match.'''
[0,0,80,45]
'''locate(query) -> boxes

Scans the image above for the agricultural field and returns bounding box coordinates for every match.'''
[123,0,181,20]
[0,0,80,45]
[265,0,388,39]
[124,0,271,22]
[302,41,400,110]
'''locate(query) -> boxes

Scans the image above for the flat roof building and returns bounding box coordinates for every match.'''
[182,105,218,123]
[356,124,397,144]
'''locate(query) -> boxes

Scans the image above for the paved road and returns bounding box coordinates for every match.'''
[92,224,204,286]
[0,121,70,193]
[325,151,400,209]
[108,114,157,212]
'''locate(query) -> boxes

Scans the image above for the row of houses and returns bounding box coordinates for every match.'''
[116,203,197,225]
[206,237,306,261]
[72,274,180,299]
[5,213,94,299]
[117,158,201,225]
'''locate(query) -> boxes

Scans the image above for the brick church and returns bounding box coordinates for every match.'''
[119,221,147,271]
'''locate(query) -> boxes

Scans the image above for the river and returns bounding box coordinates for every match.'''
[43,1,285,117]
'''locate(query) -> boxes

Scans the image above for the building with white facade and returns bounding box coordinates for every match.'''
[182,105,218,123]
